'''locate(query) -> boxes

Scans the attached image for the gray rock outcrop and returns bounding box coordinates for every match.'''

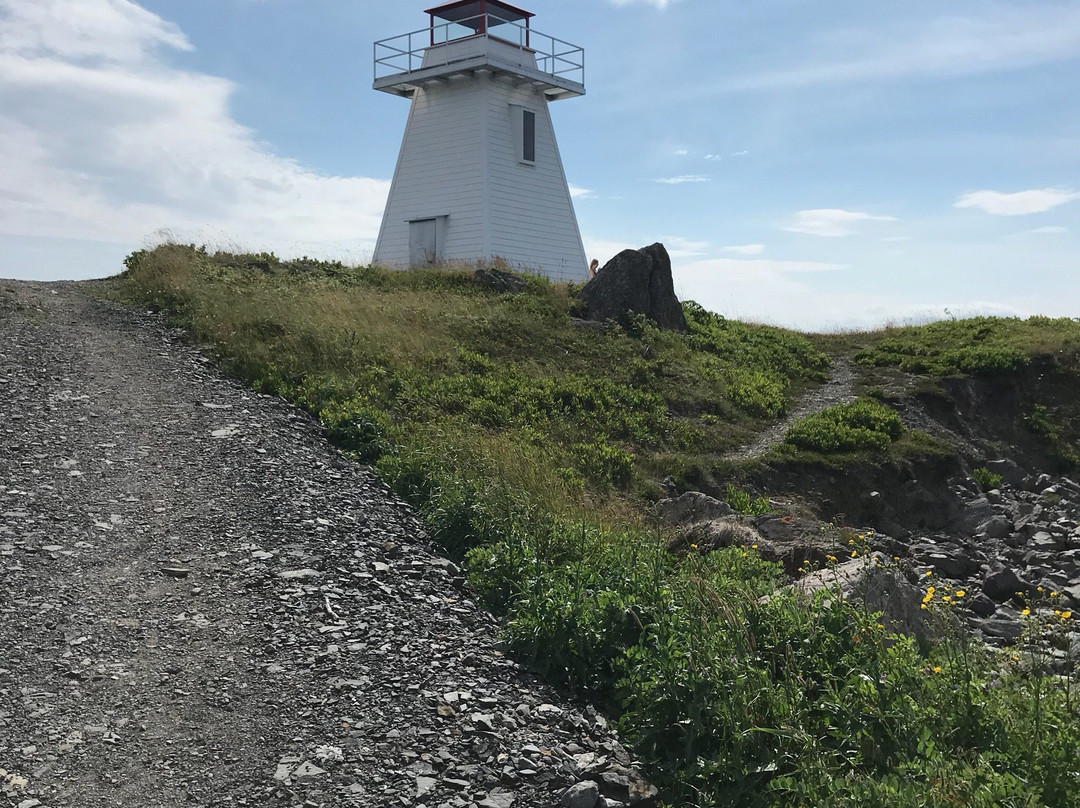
[794,555,948,643]
[577,243,688,332]
[475,267,528,293]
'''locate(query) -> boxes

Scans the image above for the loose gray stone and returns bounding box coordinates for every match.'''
[562,780,600,808]
[983,564,1036,602]
[278,568,320,579]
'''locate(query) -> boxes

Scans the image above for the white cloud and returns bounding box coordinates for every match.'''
[955,189,1080,216]
[786,208,896,237]
[703,8,1080,95]
[582,235,707,264]
[569,184,595,199]
[655,175,710,185]
[0,0,390,267]
[582,236,637,267]
[673,148,688,156]
[0,0,191,63]
[1028,226,1068,234]
[663,236,711,259]
[673,257,1028,331]
[608,0,679,9]
[731,150,750,157]
[722,244,765,256]
[704,154,722,161]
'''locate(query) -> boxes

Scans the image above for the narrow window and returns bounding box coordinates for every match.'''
[522,109,536,164]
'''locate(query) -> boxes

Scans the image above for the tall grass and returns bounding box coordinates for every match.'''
[103,246,1080,807]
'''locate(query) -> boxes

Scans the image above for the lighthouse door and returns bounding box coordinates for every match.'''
[409,218,438,267]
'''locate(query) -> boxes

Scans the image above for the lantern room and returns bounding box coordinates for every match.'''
[426,1,534,45]
[374,0,585,101]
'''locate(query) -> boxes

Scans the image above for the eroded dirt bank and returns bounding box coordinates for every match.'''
[0,282,647,808]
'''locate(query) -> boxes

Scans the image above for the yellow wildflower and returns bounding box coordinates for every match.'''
[1021,608,1031,616]
[955,590,966,598]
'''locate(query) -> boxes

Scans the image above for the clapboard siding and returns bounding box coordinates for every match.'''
[486,80,587,282]
[374,47,588,283]
[374,78,490,266]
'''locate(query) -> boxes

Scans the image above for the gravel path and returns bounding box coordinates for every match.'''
[726,358,858,461]
[0,282,651,808]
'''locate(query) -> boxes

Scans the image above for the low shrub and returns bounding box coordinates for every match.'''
[725,484,772,516]
[785,398,903,454]
[973,466,1003,492]
[856,316,1080,377]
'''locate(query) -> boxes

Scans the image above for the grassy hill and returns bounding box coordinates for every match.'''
[100,245,1080,808]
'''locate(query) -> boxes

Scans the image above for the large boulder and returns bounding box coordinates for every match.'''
[793,555,949,643]
[578,243,688,332]
[654,491,733,526]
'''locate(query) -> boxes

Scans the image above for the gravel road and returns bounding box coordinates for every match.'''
[0,282,652,808]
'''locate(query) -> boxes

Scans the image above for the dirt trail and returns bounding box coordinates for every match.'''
[726,358,859,461]
[0,282,646,808]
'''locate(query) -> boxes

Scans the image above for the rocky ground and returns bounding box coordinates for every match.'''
[0,282,653,808]
[658,470,1080,667]
[907,464,1080,658]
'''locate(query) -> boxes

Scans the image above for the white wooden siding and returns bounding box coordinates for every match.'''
[374,55,588,283]
[487,79,587,282]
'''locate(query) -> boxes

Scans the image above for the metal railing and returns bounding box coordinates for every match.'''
[374,13,584,87]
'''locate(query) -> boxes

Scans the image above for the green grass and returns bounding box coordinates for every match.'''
[785,398,904,454]
[100,245,1080,808]
[853,316,1080,377]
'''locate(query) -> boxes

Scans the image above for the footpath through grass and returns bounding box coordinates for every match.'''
[102,245,1080,808]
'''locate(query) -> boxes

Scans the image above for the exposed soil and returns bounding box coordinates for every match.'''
[0,282,647,808]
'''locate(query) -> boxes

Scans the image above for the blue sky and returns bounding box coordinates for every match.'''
[1,0,1077,329]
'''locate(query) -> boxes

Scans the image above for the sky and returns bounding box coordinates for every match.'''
[1,0,1078,330]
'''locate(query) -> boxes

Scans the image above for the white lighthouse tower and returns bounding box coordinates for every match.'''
[372,1,588,282]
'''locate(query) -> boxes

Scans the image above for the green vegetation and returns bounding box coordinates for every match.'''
[855,315,1080,377]
[973,466,1004,492]
[104,245,1080,808]
[785,398,904,454]
[725,483,772,516]
[1027,404,1080,468]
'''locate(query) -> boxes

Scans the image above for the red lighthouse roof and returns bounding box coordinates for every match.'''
[425,1,534,29]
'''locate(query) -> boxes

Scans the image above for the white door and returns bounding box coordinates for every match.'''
[409,219,437,266]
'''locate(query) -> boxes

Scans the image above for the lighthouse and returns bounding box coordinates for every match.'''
[372,2,588,282]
